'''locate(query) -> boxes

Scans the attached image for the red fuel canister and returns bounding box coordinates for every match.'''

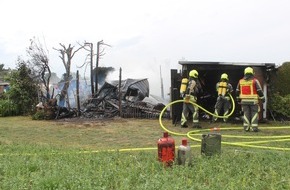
[157,132,175,166]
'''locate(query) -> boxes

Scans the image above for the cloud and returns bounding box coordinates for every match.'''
[115,36,143,49]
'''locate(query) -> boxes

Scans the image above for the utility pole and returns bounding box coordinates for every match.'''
[119,67,122,117]
[95,40,102,93]
[95,40,111,93]
[160,65,164,99]
[85,42,94,96]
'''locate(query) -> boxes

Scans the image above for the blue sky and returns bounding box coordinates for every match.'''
[1,0,290,97]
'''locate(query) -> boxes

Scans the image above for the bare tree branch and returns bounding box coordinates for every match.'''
[27,36,51,101]
[53,43,85,109]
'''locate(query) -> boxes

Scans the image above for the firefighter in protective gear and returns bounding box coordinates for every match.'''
[236,67,265,132]
[180,69,202,128]
[212,73,233,122]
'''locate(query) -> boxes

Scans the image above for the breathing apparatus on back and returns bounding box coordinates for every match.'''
[217,73,229,97]
[179,70,199,98]
[180,78,189,97]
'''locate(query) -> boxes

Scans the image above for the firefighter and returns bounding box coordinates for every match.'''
[212,73,233,123]
[180,69,201,128]
[236,67,265,132]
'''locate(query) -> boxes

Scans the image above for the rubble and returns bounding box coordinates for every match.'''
[39,78,170,120]
[80,78,170,119]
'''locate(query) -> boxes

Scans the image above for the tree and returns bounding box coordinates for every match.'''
[26,37,51,101]
[54,43,84,108]
[271,62,290,96]
[6,58,38,115]
[0,64,11,82]
[0,64,4,71]
[267,62,290,120]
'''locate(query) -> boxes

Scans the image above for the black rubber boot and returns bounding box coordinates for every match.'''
[252,127,259,132]
[181,123,188,128]
[244,126,250,132]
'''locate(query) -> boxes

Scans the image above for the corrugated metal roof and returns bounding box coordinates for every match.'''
[99,78,150,100]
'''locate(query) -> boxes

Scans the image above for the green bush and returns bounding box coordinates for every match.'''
[271,62,290,96]
[268,62,290,120]
[268,93,290,119]
[0,99,19,116]
[5,60,39,115]
[31,110,46,120]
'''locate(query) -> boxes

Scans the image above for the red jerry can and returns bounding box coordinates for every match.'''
[157,132,175,166]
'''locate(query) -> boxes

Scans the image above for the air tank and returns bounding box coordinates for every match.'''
[180,78,189,94]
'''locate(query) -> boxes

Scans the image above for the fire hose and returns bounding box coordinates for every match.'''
[159,94,290,151]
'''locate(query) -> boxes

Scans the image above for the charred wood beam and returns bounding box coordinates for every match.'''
[105,99,119,109]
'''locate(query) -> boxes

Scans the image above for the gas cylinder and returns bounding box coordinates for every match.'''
[180,78,189,94]
[177,138,192,166]
[157,132,175,166]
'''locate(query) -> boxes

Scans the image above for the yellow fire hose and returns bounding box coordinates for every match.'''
[159,94,290,151]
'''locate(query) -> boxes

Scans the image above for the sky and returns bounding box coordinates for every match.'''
[1,0,290,98]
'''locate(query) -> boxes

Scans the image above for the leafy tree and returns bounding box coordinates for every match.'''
[268,62,290,120]
[268,94,290,120]
[6,58,38,115]
[0,64,4,71]
[0,64,11,81]
[271,62,290,96]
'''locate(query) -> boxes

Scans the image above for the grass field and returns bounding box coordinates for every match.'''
[1,116,290,189]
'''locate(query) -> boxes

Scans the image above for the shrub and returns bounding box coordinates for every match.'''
[268,62,290,120]
[32,110,46,120]
[271,62,290,96]
[5,59,39,115]
[0,99,19,116]
[268,93,290,120]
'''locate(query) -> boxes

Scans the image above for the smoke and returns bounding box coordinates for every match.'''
[94,66,115,86]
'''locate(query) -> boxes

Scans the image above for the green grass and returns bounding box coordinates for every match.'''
[1,116,290,189]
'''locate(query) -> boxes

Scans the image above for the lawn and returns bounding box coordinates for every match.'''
[0,116,290,189]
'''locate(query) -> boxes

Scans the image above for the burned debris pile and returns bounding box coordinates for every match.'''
[35,78,169,120]
[81,78,170,119]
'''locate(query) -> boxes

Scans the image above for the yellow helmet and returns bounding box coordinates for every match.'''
[244,67,254,75]
[189,70,198,78]
[221,73,228,80]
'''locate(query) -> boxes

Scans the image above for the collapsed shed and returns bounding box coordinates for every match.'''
[83,78,169,119]
[170,61,276,123]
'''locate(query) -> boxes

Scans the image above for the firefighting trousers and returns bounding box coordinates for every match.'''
[181,102,199,126]
[241,104,259,130]
[213,97,231,122]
